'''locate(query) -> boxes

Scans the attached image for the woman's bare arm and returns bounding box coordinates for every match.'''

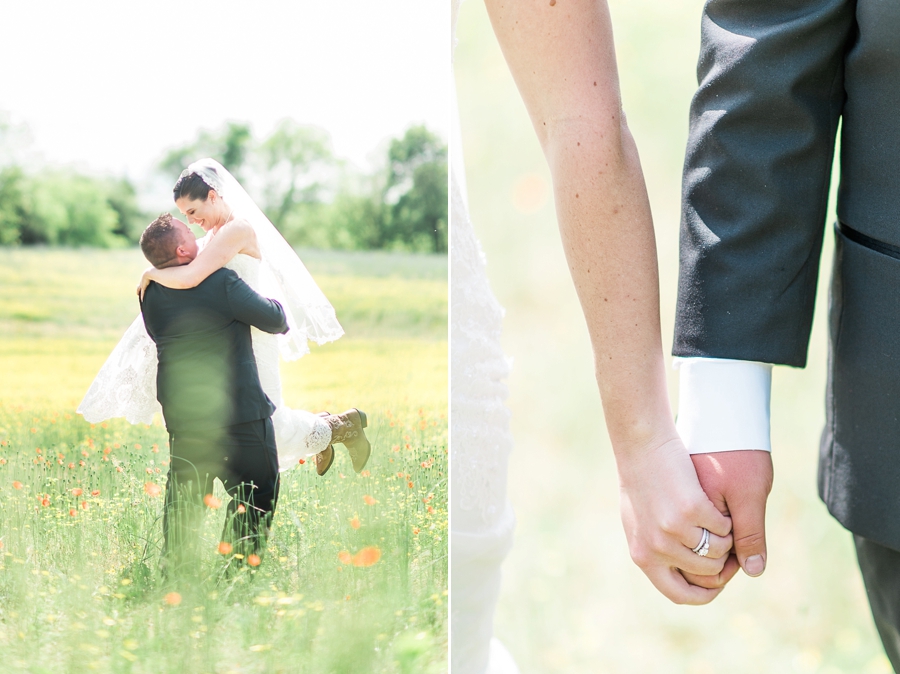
[484,0,737,603]
[139,219,259,297]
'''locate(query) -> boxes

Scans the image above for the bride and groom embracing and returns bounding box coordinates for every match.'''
[79,158,371,572]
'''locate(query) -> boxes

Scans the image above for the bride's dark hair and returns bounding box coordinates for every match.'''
[173,167,216,202]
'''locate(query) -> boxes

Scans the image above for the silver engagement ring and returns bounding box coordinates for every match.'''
[691,528,711,557]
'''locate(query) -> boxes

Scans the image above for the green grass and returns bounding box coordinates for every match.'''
[0,247,447,673]
[456,1,890,672]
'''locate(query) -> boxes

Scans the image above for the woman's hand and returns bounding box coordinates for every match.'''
[136,267,156,302]
[617,436,739,605]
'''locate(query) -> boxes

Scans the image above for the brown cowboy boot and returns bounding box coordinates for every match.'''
[325,409,371,473]
[314,412,335,477]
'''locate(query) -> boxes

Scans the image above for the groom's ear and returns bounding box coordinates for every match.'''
[173,244,191,262]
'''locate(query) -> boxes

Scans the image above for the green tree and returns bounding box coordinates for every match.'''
[0,167,27,245]
[259,120,336,233]
[104,177,146,242]
[158,122,253,182]
[24,172,125,247]
[383,126,448,253]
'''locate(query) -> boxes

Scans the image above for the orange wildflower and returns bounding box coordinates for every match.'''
[71,488,83,497]
[413,527,420,535]
[144,482,161,497]
[134,444,142,450]
[69,509,76,517]
[247,554,261,567]
[204,494,222,509]
[91,489,100,496]
[363,495,377,506]
[337,550,352,565]
[217,541,233,555]
[41,497,50,507]
[360,470,370,478]
[350,517,361,530]
[12,481,22,490]
[298,458,305,464]
[80,501,88,510]
[407,481,414,489]
[236,503,246,514]
[351,546,381,567]
[164,592,182,606]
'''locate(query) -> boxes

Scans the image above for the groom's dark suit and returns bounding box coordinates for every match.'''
[674,0,900,664]
[141,268,288,566]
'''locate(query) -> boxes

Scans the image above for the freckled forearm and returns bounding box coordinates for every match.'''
[486,0,677,455]
[547,119,675,455]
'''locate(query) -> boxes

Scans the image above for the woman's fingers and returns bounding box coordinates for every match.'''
[617,436,744,604]
[681,554,742,591]
[647,566,726,605]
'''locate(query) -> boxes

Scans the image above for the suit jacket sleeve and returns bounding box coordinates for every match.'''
[223,272,289,335]
[673,0,855,368]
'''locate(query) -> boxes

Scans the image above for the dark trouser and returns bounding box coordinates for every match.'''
[162,417,280,574]
[855,535,900,672]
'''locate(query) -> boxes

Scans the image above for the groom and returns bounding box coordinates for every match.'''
[139,213,288,572]
[673,0,900,666]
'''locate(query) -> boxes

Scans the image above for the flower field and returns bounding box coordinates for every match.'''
[0,247,447,673]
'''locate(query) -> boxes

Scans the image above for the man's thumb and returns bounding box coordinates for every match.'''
[731,497,767,577]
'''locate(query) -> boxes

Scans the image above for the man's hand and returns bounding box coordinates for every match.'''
[683,450,773,586]
[617,437,740,605]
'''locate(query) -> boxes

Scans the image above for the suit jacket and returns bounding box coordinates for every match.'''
[674,0,900,549]
[141,268,288,433]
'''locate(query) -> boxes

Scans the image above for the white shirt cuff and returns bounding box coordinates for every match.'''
[674,357,772,454]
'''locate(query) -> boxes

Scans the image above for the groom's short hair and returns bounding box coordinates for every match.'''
[140,213,181,268]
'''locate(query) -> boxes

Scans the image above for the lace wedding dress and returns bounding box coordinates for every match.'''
[451,2,519,672]
[77,250,332,471]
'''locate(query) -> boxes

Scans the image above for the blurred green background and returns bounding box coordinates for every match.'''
[0,118,447,253]
[455,1,890,672]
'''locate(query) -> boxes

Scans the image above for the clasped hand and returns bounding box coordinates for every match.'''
[136,268,154,301]
[618,439,772,604]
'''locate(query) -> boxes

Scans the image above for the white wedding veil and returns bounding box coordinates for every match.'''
[186,158,344,360]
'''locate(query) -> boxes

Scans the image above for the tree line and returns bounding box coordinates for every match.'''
[0,119,447,253]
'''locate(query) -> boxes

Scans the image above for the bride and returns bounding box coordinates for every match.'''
[78,158,370,476]
[452,1,742,671]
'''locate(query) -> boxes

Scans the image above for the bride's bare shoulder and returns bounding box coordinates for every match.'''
[220,217,260,258]
[223,217,256,237]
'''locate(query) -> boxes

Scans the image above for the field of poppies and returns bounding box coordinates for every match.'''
[0,247,447,673]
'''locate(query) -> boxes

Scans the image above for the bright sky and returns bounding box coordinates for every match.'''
[0,0,448,188]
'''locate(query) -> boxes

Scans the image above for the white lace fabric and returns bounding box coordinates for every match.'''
[451,3,520,671]
[77,314,162,426]
[450,178,513,524]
